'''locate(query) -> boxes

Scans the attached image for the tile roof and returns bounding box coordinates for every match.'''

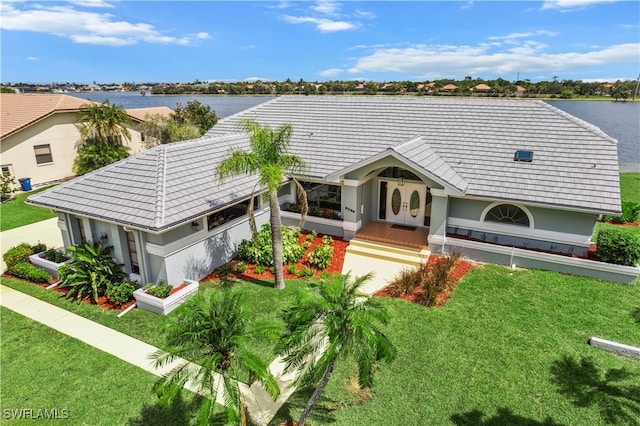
[28,96,622,230]
[1,93,93,139]
[1,93,171,139]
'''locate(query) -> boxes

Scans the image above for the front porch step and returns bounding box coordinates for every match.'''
[342,239,430,295]
[345,238,430,268]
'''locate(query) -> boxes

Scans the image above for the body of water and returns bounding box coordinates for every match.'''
[71,92,639,172]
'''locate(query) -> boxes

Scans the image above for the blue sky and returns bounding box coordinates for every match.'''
[1,0,638,84]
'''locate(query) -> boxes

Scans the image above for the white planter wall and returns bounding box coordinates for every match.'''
[133,279,199,315]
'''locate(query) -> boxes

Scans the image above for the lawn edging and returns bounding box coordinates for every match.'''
[431,235,640,284]
[589,336,640,359]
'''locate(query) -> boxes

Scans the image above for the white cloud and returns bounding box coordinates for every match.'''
[542,0,618,10]
[347,42,639,79]
[319,68,344,77]
[460,1,474,10]
[68,0,115,8]
[27,56,39,61]
[354,9,376,19]
[281,15,359,32]
[311,1,341,15]
[488,30,558,41]
[0,3,210,46]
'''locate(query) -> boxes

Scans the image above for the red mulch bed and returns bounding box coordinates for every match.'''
[374,256,475,307]
[2,272,135,311]
[202,232,349,282]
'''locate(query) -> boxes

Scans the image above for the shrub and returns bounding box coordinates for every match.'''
[0,174,17,201]
[237,223,304,266]
[31,242,48,254]
[602,201,640,224]
[287,263,298,275]
[106,281,137,304]
[307,244,334,270]
[254,264,266,274]
[9,261,51,283]
[3,243,34,269]
[299,267,315,278]
[43,248,70,263]
[216,264,234,280]
[235,262,247,273]
[417,251,462,307]
[387,267,423,297]
[596,228,640,266]
[145,280,172,298]
[58,243,127,302]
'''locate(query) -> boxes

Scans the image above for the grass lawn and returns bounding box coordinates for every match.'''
[0,185,57,232]
[620,173,640,203]
[3,267,639,425]
[0,307,199,425]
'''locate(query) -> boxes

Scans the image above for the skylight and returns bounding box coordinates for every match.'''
[514,150,534,162]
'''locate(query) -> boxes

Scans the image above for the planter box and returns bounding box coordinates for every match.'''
[29,251,71,279]
[133,279,199,315]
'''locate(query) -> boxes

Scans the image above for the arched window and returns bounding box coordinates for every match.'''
[484,204,530,227]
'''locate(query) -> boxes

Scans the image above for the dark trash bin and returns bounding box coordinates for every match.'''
[18,177,32,191]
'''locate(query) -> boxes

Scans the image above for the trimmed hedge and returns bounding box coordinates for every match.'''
[9,261,51,283]
[596,227,640,266]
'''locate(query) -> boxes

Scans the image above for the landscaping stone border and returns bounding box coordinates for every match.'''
[133,279,199,315]
[588,337,640,359]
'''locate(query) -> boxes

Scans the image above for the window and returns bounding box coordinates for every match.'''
[126,232,140,274]
[294,181,342,219]
[76,218,87,244]
[1,165,12,176]
[484,204,530,227]
[207,196,259,230]
[514,150,533,162]
[34,144,53,164]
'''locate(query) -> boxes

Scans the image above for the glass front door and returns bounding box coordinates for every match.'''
[382,181,426,227]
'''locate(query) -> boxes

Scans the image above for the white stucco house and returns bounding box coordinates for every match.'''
[1,93,173,186]
[28,96,637,285]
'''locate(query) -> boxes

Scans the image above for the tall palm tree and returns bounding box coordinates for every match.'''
[217,119,307,290]
[276,273,397,425]
[77,100,132,145]
[152,289,280,425]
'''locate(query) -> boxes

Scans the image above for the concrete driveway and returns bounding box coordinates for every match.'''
[0,218,64,274]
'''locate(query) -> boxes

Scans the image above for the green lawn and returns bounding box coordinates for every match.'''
[3,267,639,425]
[0,307,198,425]
[0,185,57,232]
[620,173,640,203]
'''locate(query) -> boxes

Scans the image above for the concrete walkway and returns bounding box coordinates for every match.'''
[0,218,63,274]
[0,284,297,425]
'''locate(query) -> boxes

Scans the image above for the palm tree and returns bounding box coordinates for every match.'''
[152,289,280,425]
[217,119,307,290]
[77,100,132,145]
[276,273,397,425]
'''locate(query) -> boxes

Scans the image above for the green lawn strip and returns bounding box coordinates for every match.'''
[620,173,640,204]
[0,307,200,425]
[0,185,57,232]
[272,265,640,426]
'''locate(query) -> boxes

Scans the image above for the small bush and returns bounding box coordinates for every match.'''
[254,264,266,274]
[3,243,34,269]
[235,262,247,273]
[596,228,640,266]
[216,264,233,280]
[43,248,70,263]
[237,223,305,266]
[307,244,334,270]
[9,261,51,283]
[146,280,172,298]
[31,242,48,254]
[299,267,315,278]
[387,267,423,297]
[106,281,137,304]
[0,174,17,201]
[602,201,640,224]
[287,263,298,275]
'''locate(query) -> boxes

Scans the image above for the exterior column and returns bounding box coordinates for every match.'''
[427,189,449,252]
[341,182,360,240]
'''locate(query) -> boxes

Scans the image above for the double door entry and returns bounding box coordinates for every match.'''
[381,180,426,227]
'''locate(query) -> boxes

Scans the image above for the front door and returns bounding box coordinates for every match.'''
[384,181,426,227]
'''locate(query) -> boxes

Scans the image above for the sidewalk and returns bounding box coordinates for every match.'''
[0,218,64,274]
[0,284,297,425]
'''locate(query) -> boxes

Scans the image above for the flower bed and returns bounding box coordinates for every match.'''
[203,232,348,282]
[133,279,199,315]
[29,250,71,279]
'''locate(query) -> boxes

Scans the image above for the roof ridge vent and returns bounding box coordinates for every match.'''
[391,135,422,150]
[153,146,168,228]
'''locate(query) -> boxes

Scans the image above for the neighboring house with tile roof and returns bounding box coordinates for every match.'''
[0,93,173,185]
[28,96,627,286]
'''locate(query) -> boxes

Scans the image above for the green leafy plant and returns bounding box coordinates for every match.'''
[42,248,70,263]
[31,242,48,254]
[254,264,266,274]
[287,263,298,275]
[105,281,137,304]
[146,280,172,298]
[596,228,640,266]
[3,243,34,269]
[237,223,305,266]
[58,243,127,302]
[9,261,51,283]
[0,174,17,201]
[216,263,234,281]
[602,201,640,224]
[235,262,247,273]
[307,244,334,270]
[298,266,315,278]
[73,138,130,176]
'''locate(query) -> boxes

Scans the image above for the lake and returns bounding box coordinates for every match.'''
[71,92,639,172]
